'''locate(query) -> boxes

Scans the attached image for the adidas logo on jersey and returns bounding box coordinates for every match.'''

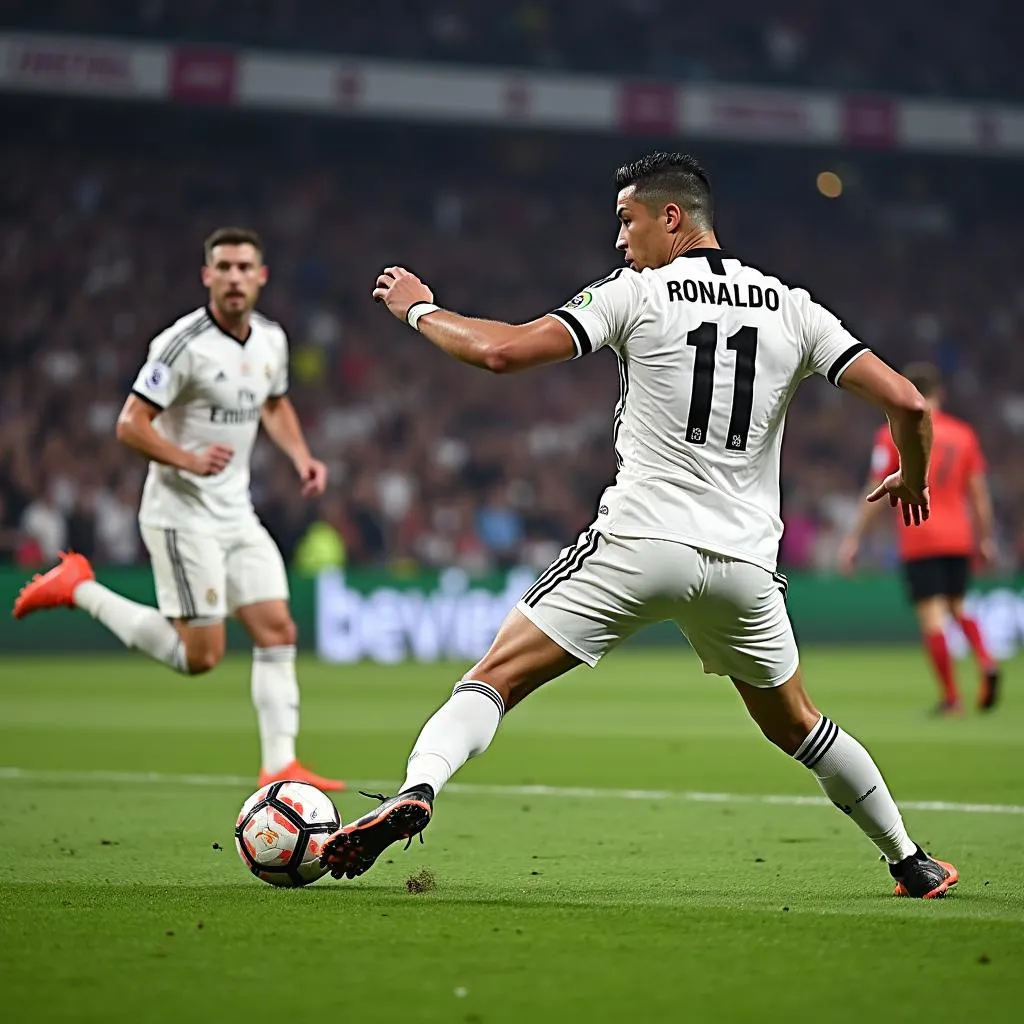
[215,371,228,382]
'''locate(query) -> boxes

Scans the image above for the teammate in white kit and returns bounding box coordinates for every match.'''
[321,153,957,897]
[14,228,344,792]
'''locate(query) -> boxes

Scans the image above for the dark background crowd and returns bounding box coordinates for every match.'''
[4,0,1022,100]
[2,2,1023,576]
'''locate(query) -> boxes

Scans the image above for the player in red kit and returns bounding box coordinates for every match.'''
[840,363,999,713]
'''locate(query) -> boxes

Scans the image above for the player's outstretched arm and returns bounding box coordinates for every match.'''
[116,395,233,476]
[839,353,932,526]
[261,396,327,498]
[372,266,575,373]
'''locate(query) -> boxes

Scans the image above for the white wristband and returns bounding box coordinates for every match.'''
[406,302,441,331]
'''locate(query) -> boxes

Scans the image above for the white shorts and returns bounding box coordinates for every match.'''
[140,520,290,621]
[516,529,799,688]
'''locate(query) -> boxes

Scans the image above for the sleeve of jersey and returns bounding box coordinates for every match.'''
[803,300,870,386]
[270,331,289,398]
[131,337,189,410]
[547,271,642,358]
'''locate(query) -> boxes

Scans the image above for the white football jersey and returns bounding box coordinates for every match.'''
[130,306,289,534]
[548,250,869,572]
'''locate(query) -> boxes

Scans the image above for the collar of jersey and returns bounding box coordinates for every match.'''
[207,304,252,345]
[678,247,734,260]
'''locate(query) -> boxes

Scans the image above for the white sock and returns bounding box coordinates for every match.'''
[794,715,917,863]
[400,680,504,796]
[73,581,187,673]
[252,646,299,774]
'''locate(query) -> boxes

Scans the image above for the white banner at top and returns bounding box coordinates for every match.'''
[1,32,1023,158]
[0,32,167,96]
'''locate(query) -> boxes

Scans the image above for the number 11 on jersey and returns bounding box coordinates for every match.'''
[685,323,758,452]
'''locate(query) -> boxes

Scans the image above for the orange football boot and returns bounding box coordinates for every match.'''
[12,551,95,619]
[258,760,346,792]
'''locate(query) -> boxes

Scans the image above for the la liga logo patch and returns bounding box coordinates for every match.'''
[565,290,592,309]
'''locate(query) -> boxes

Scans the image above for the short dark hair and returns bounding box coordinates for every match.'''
[902,361,942,398]
[614,152,713,230]
[204,226,264,261]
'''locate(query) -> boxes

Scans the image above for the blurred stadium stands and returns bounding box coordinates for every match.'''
[4,0,1022,100]
[2,4,1023,575]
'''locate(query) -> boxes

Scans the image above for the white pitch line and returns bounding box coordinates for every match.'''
[1,766,1022,816]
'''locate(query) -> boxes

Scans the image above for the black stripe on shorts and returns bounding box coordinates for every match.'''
[523,530,600,608]
[164,529,197,618]
[521,531,591,607]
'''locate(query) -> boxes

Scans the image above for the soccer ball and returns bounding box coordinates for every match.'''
[234,781,341,887]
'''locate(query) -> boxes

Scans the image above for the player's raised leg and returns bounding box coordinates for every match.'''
[734,669,957,898]
[231,524,345,792]
[11,549,219,675]
[320,607,580,879]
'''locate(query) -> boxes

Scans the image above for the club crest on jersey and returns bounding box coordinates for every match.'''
[264,365,272,379]
[565,290,592,310]
[205,588,218,607]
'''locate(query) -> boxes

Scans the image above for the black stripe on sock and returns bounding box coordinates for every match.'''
[803,721,839,769]
[253,646,296,663]
[797,717,838,768]
[524,530,600,607]
[795,715,830,766]
[453,681,505,719]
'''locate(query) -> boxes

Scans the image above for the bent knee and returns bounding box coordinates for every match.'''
[186,648,223,675]
[759,708,821,756]
[257,616,297,649]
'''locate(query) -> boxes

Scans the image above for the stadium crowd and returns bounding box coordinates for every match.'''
[3,0,1022,102]
[2,99,1023,575]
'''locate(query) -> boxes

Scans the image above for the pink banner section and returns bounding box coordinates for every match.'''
[1,32,1023,157]
[842,96,898,148]
[170,48,237,105]
[618,82,678,135]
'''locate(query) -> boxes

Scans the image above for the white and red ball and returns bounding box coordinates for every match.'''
[234,781,340,887]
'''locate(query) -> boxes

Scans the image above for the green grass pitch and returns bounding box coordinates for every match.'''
[1,647,1022,1023]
